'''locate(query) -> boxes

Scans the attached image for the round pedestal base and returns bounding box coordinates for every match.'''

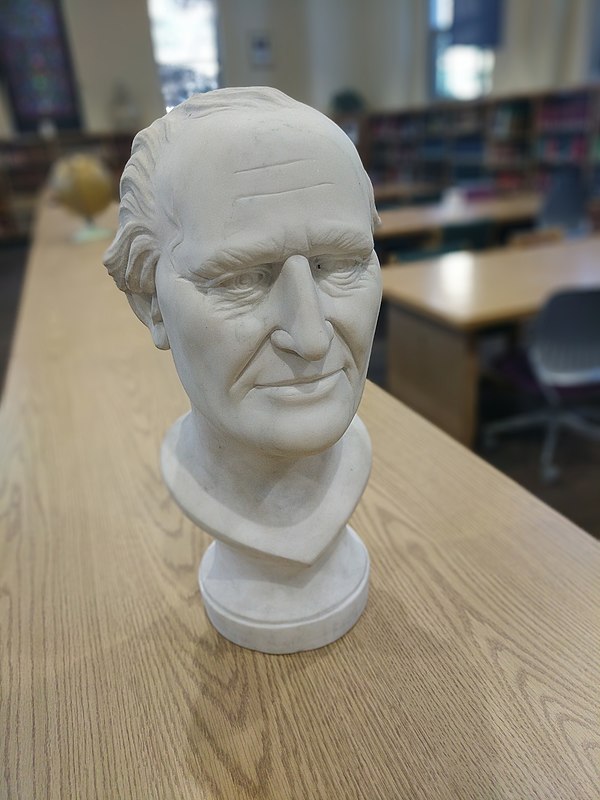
[199,526,369,654]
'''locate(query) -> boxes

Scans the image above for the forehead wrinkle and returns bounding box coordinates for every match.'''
[234,182,334,202]
[233,157,316,174]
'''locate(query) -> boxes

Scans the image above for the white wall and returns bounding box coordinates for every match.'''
[61,0,165,132]
[218,0,310,103]
[361,0,429,110]
[217,0,430,113]
[492,0,594,95]
[216,0,596,112]
[0,0,597,138]
[303,0,365,111]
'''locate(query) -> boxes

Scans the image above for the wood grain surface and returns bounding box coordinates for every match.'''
[1,202,600,799]
[382,236,600,331]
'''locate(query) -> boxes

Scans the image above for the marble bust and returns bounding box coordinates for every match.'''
[104,87,381,653]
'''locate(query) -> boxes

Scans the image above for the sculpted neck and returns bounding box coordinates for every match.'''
[176,408,342,527]
[160,408,372,564]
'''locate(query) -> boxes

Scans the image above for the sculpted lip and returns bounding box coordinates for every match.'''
[255,369,343,389]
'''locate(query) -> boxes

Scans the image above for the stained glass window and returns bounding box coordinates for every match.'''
[0,0,81,132]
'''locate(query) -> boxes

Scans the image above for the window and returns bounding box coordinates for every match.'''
[430,0,495,101]
[0,0,80,132]
[147,0,219,112]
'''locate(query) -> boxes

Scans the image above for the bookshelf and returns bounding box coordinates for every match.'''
[4,85,600,242]
[363,84,600,202]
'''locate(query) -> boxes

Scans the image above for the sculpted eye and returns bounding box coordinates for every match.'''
[311,253,372,285]
[228,270,269,290]
[212,266,273,298]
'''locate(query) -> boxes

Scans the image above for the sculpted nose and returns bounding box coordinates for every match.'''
[270,255,334,361]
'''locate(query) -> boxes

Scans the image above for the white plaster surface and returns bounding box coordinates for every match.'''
[161,412,372,564]
[199,526,369,653]
[104,87,381,653]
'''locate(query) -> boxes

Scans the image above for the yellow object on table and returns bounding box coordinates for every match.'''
[49,153,115,241]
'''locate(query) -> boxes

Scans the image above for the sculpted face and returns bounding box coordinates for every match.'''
[153,109,381,457]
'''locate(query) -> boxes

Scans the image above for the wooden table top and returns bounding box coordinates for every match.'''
[382,235,600,331]
[372,180,439,203]
[2,201,599,799]
[376,191,541,239]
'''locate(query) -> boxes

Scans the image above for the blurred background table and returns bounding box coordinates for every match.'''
[374,191,542,261]
[376,190,541,238]
[1,202,599,799]
[372,180,440,207]
[382,237,600,445]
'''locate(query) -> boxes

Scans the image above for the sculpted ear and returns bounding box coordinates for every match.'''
[126,292,170,350]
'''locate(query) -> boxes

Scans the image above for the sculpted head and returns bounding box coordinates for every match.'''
[104,87,381,458]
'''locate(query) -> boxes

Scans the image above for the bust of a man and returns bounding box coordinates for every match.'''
[104,88,381,653]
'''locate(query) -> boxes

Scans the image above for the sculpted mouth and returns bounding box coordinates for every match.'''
[255,369,343,389]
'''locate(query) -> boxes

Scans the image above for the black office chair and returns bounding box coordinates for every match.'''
[483,288,600,481]
[539,166,589,234]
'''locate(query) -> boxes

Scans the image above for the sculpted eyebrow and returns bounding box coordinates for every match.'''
[310,227,374,255]
[188,226,374,277]
[186,242,281,278]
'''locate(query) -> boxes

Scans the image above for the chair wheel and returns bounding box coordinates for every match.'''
[483,433,498,450]
[541,465,560,484]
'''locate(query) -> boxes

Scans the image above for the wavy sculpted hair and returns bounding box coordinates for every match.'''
[103,87,378,303]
